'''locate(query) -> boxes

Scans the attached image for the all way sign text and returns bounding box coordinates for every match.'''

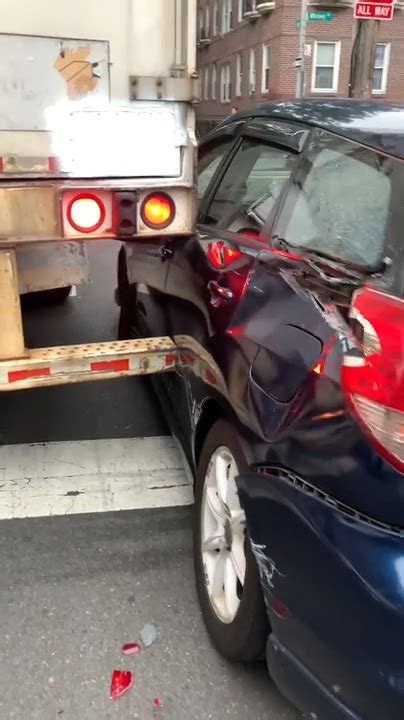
[354,0,393,19]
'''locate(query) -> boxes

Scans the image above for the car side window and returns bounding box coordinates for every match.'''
[274,129,393,268]
[197,138,234,202]
[202,137,298,233]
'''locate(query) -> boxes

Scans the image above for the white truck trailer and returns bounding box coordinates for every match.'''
[0,0,198,390]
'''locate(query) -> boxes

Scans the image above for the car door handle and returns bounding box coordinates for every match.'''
[208,280,233,305]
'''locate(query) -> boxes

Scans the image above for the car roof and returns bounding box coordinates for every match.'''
[216,99,404,159]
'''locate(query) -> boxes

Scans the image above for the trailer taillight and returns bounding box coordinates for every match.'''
[141,193,175,230]
[67,193,106,234]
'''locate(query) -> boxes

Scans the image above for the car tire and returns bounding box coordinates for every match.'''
[116,245,129,308]
[194,419,268,662]
[116,247,137,340]
[117,284,140,340]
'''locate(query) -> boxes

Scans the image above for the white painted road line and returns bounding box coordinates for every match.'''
[0,437,193,520]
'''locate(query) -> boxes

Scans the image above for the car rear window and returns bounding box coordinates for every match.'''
[274,129,403,269]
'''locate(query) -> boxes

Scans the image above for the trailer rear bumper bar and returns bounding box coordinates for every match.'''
[0,336,180,391]
[0,335,226,392]
[0,246,181,390]
[0,247,226,393]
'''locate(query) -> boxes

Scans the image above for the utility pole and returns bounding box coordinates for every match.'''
[296,0,308,98]
[349,19,380,98]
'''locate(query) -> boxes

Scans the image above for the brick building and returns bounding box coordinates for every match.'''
[196,0,404,128]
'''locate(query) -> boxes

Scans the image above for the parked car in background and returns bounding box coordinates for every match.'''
[118,100,404,720]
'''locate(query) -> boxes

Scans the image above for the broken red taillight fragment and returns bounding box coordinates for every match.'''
[122,642,141,656]
[110,670,133,700]
[341,287,404,472]
[207,241,242,270]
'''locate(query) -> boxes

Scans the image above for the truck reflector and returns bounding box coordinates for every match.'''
[90,359,129,373]
[8,367,51,383]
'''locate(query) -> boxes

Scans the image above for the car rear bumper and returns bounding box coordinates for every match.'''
[266,634,360,720]
[236,469,404,720]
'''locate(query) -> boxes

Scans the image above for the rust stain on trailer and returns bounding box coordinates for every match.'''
[54,45,100,99]
[0,187,59,239]
[141,357,150,373]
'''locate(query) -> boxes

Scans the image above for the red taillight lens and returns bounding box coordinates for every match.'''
[67,193,106,233]
[207,241,242,269]
[141,193,175,229]
[207,230,264,269]
[224,246,242,264]
[237,228,261,240]
[341,287,404,471]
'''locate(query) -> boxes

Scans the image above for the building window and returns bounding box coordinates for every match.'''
[220,63,231,103]
[222,0,233,33]
[205,3,210,37]
[238,0,244,21]
[372,43,390,94]
[249,48,256,95]
[236,52,243,96]
[312,41,340,93]
[212,63,217,99]
[262,44,270,93]
[204,66,210,100]
[213,1,219,35]
[198,7,204,39]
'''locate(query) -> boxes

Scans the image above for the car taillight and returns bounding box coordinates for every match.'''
[341,287,404,472]
[67,193,106,233]
[237,228,261,240]
[141,193,175,229]
[207,229,264,270]
[207,241,242,269]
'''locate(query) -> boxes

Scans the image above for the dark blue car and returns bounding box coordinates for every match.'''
[117,100,404,720]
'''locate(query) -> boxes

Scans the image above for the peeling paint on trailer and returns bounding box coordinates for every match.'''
[53,44,103,100]
[0,35,109,132]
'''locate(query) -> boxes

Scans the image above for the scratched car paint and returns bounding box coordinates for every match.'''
[118,100,404,720]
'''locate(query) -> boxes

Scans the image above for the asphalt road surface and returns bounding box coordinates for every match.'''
[0,242,298,720]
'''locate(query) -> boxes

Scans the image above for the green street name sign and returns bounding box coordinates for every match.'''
[295,10,333,27]
[308,10,334,20]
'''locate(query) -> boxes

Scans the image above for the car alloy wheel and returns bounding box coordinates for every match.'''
[194,420,268,661]
[201,446,247,624]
